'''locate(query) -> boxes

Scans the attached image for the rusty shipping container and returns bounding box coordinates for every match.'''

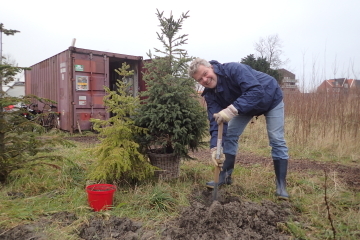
[25,47,145,132]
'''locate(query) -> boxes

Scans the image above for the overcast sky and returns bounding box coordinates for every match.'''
[1,0,359,91]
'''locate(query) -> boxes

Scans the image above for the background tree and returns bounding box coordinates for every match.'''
[0,24,73,183]
[241,54,282,84]
[254,34,288,69]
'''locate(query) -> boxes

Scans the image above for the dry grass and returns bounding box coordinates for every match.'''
[287,91,359,163]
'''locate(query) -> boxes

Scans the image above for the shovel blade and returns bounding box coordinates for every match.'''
[212,165,221,201]
[213,182,219,201]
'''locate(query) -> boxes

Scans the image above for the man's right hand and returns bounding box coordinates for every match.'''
[211,147,224,167]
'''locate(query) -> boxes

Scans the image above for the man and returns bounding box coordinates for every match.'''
[188,58,289,199]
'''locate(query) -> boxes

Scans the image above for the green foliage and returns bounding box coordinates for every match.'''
[0,25,74,183]
[0,23,20,35]
[87,63,156,183]
[0,93,75,183]
[240,54,282,84]
[149,185,177,212]
[136,9,208,158]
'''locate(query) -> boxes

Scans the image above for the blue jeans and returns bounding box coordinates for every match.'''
[223,101,289,160]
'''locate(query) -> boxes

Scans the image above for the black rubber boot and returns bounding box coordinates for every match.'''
[206,154,235,189]
[273,159,289,199]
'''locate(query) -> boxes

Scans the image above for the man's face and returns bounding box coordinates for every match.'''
[192,65,217,89]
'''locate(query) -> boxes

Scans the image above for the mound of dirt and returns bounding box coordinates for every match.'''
[161,200,292,240]
[78,216,143,240]
[157,187,292,240]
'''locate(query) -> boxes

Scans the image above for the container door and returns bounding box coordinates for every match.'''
[72,53,109,131]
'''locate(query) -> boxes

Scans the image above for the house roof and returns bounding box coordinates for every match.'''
[278,68,295,78]
[278,68,294,75]
[323,79,360,88]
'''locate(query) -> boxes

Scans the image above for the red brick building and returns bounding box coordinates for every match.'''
[316,78,360,94]
[278,69,300,93]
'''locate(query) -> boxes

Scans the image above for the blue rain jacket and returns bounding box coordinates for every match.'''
[202,60,283,148]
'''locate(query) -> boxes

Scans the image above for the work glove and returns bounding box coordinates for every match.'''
[210,147,225,167]
[213,104,238,124]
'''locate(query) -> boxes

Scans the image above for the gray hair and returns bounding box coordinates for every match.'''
[188,58,211,78]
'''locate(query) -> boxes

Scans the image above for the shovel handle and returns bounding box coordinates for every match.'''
[213,122,223,201]
[214,122,223,182]
[216,123,223,159]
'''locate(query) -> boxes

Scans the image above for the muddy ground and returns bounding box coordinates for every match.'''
[1,135,359,239]
[0,190,293,240]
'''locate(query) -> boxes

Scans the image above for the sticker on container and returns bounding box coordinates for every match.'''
[60,62,66,73]
[79,96,87,105]
[76,75,89,90]
[75,65,84,71]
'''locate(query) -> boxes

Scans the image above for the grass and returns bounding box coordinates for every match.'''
[1,91,360,239]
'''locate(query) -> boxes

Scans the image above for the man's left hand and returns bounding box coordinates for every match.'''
[214,104,238,124]
[211,147,224,167]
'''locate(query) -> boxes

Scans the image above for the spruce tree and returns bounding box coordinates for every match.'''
[136,10,208,158]
[87,63,156,183]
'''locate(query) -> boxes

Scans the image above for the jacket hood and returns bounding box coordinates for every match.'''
[209,60,226,76]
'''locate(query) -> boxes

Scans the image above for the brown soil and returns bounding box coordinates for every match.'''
[1,135,359,239]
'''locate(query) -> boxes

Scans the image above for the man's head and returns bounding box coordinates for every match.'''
[188,58,217,88]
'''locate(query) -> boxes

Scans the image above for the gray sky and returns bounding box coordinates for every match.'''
[1,0,359,91]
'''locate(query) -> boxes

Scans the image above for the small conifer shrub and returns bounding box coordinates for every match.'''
[88,63,156,183]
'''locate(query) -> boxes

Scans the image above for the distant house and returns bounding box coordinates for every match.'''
[277,69,300,93]
[5,81,25,97]
[316,78,360,94]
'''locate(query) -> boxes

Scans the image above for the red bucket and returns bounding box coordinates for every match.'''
[86,184,116,211]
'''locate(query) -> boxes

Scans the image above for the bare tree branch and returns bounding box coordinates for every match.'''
[254,34,288,69]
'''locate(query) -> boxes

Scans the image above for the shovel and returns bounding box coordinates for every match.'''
[213,122,223,201]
